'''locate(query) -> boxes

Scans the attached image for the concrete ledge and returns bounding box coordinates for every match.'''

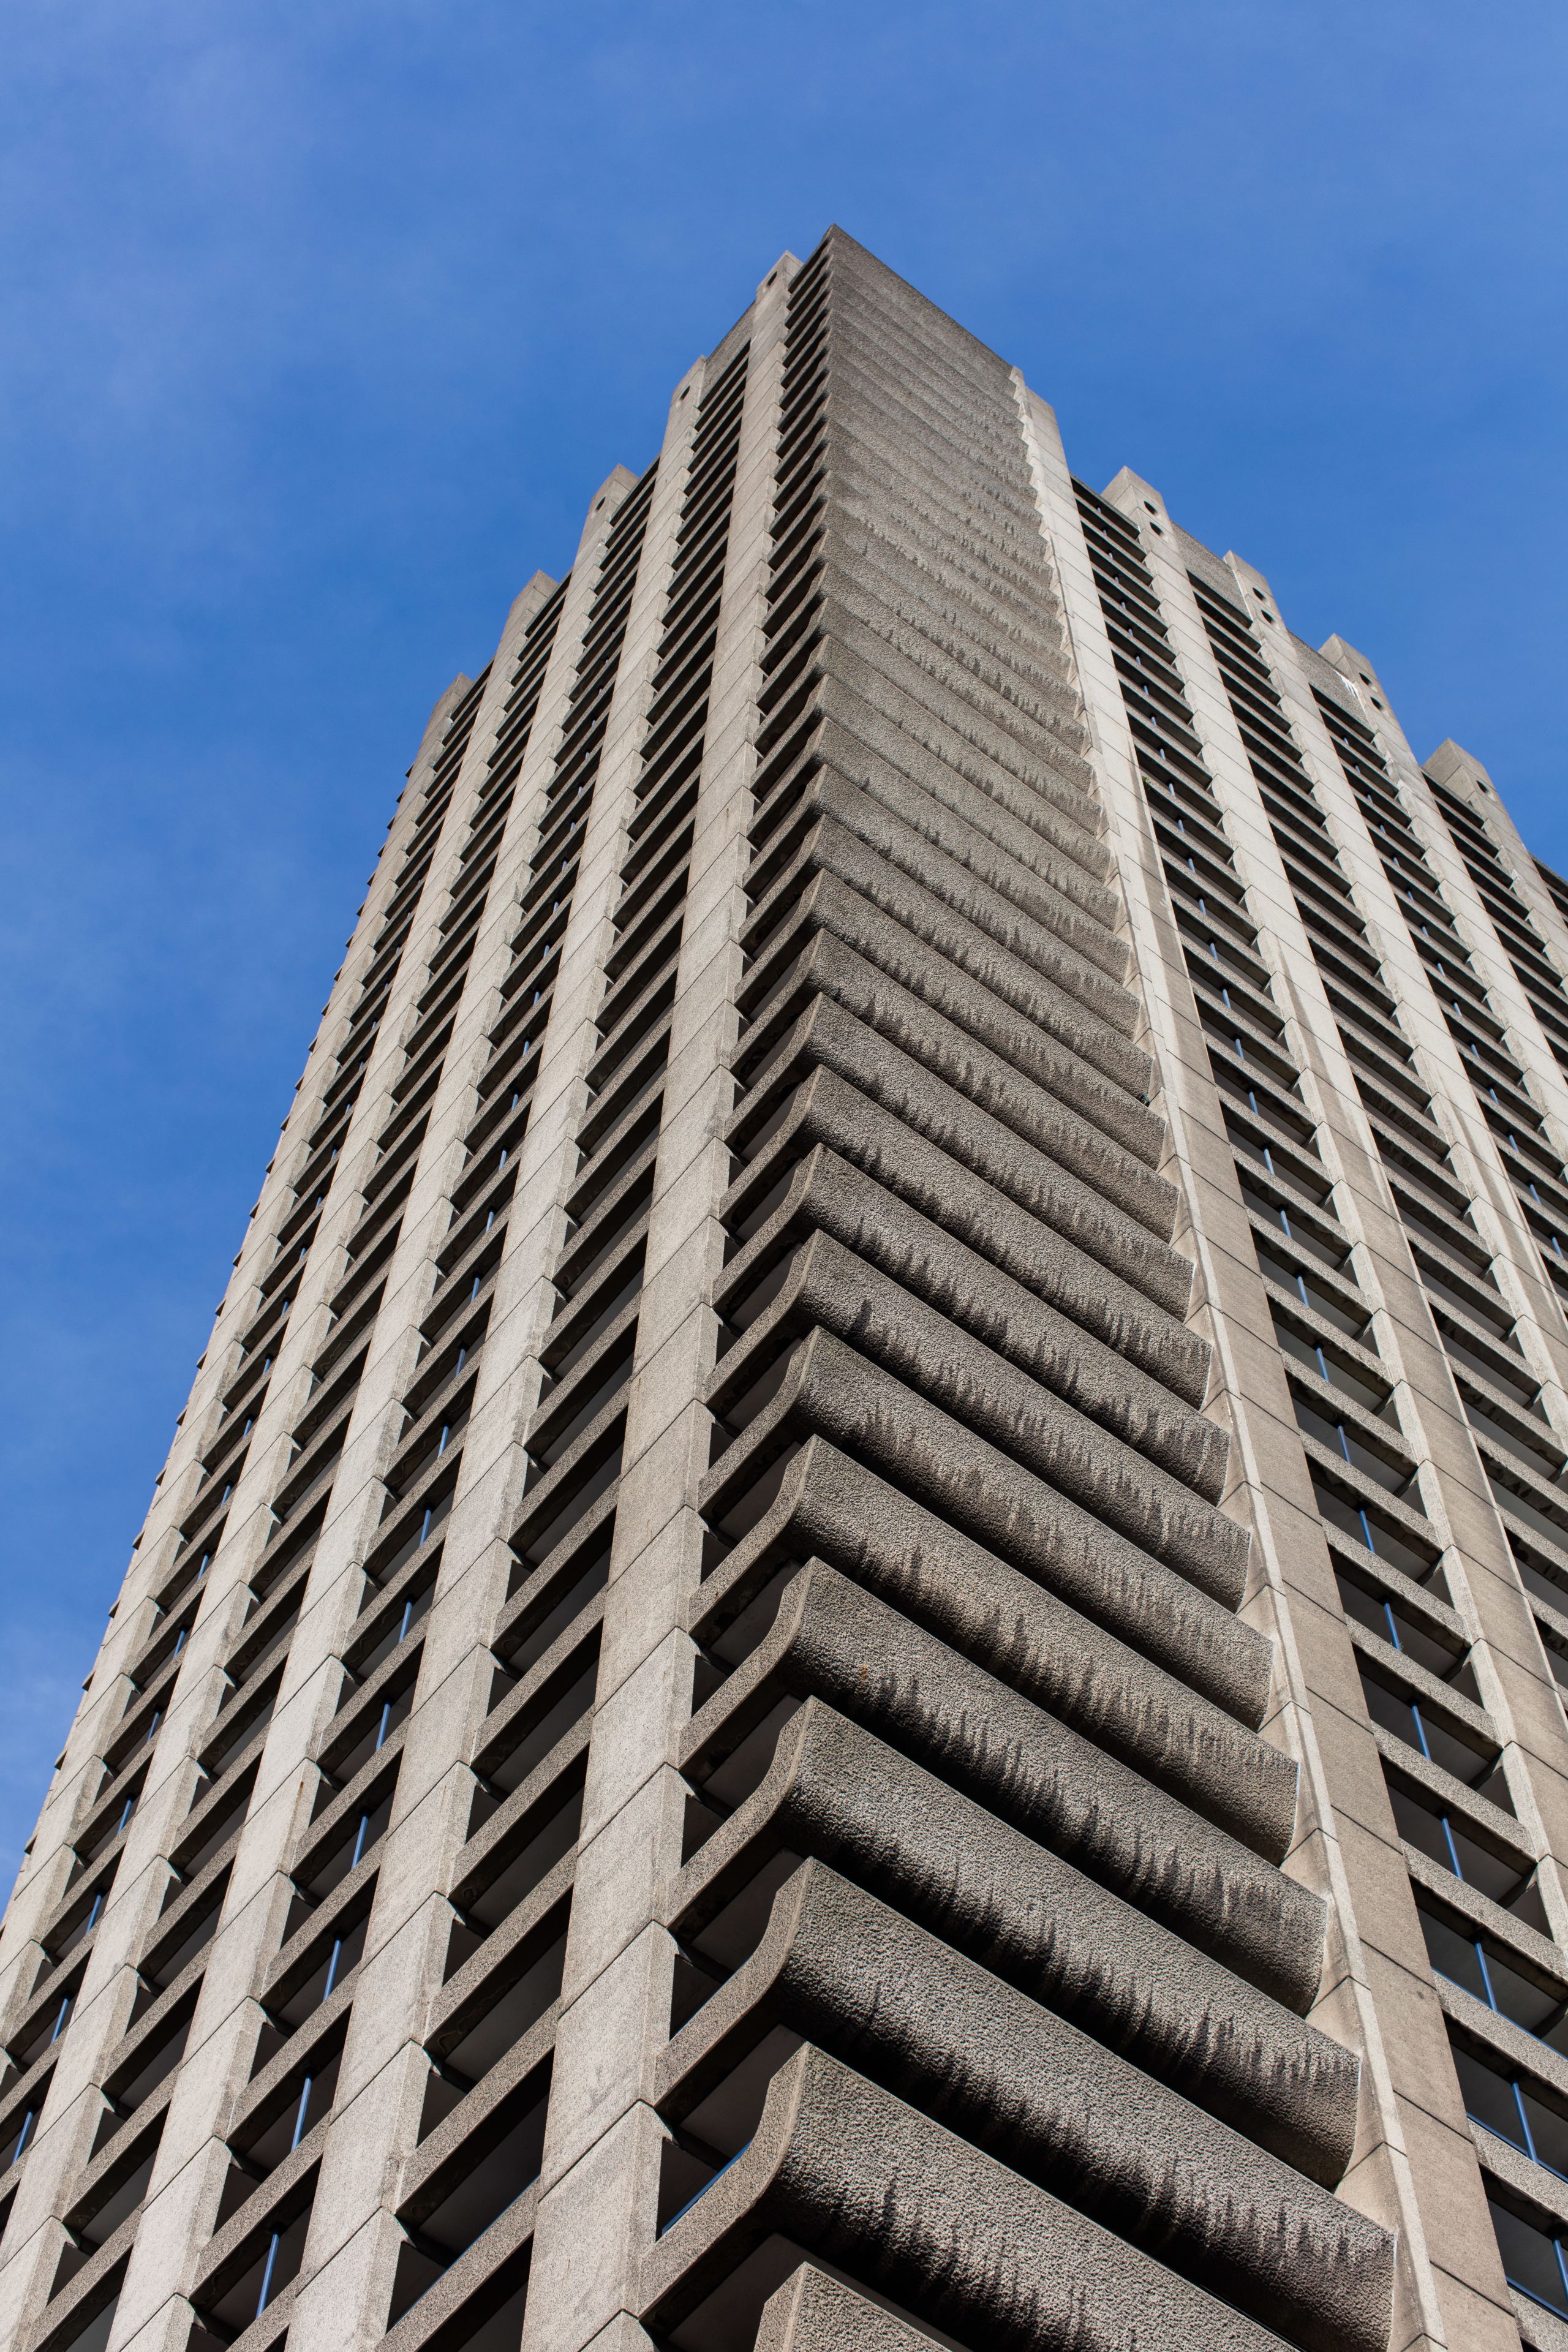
[720,1065,1208,1403]
[707,1234,1240,1593]
[689,1436,1283,1848]
[640,2046,1297,2352]
[678,1563,1316,2000]
[665,1703,1357,2182]
[700,1330,1262,1721]
[658,1866,1387,2350]
[715,1146,1223,1498]
[755,2266,942,2352]
[728,996,1193,1315]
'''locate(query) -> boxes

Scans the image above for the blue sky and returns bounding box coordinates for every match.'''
[1,0,1562,1870]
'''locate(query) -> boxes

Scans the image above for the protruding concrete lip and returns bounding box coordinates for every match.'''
[641,2044,1387,2352]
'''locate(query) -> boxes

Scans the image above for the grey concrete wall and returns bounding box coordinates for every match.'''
[1026,431,1568,2348]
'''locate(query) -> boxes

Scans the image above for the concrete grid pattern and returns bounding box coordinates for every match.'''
[4,228,1568,2352]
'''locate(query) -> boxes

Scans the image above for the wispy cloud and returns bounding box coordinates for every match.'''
[0,0,1563,1863]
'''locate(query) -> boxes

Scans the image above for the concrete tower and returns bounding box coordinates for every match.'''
[5,229,1568,2352]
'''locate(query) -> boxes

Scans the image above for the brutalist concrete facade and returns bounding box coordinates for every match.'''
[6,229,1568,2352]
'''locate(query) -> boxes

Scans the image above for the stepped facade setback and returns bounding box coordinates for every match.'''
[7,230,1568,2352]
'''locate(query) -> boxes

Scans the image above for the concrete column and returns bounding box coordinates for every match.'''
[522,255,796,2352]
[1018,407,1471,2348]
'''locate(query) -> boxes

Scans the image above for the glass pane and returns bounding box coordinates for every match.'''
[1452,2048,1526,2148]
[1335,1574,1389,1638]
[1488,1949,1564,2038]
[1312,1475,1368,1545]
[1463,1757,1517,1814]
[1523,2090,1568,2181]
[1538,2009,1568,2059]
[1449,1823,1526,1906]
[1417,1905,1490,2004]
[1489,2198,1568,2315]
[1389,1785,1454,1873]
[1362,1675,1423,1751]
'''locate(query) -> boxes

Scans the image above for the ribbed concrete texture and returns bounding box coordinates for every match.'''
[5,232,1568,2352]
